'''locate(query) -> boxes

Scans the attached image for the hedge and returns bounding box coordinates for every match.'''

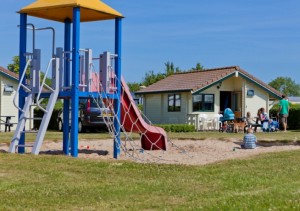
[270,103,300,130]
[34,101,63,130]
[156,124,195,132]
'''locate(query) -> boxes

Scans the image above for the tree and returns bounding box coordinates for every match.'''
[7,56,20,74]
[268,77,300,96]
[7,55,53,87]
[192,63,204,71]
[127,82,141,92]
[142,70,165,87]
[136,61,205,87]
[7,55,31,77]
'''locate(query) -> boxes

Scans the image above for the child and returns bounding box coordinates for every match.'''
[246,111,256,126]
[241,128,257,149]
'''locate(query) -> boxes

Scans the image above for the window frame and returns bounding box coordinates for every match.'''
[168,93,181,112]
[192,93,215,112]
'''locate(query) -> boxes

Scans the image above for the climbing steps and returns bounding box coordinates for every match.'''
[9,57,59,154]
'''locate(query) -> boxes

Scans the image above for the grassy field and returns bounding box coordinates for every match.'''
[1,130,300,210]
[1,150,300,210]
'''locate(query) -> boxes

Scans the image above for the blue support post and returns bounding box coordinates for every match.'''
[63,18,71,155]
[113,18,122,158]
[70,7,80,157]
[18,13,27,154]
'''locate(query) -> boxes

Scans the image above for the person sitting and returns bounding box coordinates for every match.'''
[246,111,256,126]
[269,119,279,132]
[260,107,270,131]
[244,111,256,132]
[241,128,257,149]
[260,107,269,122]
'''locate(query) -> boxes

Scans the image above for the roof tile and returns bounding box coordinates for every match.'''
[0,66,19,80]
[136,66,282,98]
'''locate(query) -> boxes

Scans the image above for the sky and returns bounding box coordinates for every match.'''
[1,0,300,84]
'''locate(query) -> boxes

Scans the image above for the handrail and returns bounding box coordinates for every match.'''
[18,23,36,53]
[22,24,56,58]
[36,58,55,113]
[13,59,32,112]
[36,27,55,57]
[27,23,36,53]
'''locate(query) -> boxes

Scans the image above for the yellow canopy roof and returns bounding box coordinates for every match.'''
[20,0,123,22]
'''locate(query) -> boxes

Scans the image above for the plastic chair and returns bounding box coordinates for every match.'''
[212,114,222,130]
[199,114,213,130]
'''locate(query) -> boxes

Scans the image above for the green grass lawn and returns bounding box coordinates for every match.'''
[1,150,300,210]
[1,130,300,210]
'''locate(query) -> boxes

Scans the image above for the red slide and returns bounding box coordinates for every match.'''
[120,78,167,150]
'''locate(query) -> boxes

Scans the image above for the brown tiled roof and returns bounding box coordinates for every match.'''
[0,66,19,81]
[136,66,282,98]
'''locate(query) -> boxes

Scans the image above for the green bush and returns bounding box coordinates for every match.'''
[156,124,195,132]
[34,101,63,130]
[270,103,300,130]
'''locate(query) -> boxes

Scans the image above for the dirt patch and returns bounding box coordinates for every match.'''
[1,139,300,165]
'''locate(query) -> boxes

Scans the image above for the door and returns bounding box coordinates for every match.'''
[220,91,232,113]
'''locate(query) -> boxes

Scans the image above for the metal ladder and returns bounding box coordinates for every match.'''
[9,56,60,154]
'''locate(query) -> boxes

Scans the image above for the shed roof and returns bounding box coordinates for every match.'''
[136,66,282,99]
[20,0,123,22]
[0,66,19,82]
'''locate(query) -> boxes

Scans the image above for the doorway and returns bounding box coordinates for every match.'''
[220,91,232,113]
[220,91,242,117]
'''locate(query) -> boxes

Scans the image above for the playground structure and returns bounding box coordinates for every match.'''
[8,0,167,159]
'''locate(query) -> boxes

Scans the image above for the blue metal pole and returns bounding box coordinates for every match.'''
[113,18,122,159]
[63,18,71,155]
[70,7,80,157]
[18,13,27,154]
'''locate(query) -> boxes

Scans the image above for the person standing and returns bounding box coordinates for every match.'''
[253,108,262,132]
[278,94,289,132]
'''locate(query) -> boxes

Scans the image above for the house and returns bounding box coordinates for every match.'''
[0,66,33,131]
[136,66,282,130]
[288,97,300,104]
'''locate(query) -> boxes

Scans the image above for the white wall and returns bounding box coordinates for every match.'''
[0,76,33,131]
[188,85,220,116]
[143,92,189,124]
[162,92,189,124]
[142,75,273,124]
[143,94,162,123]
[244,81,269,118]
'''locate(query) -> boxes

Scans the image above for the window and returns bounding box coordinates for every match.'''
[4,85,14,93]
[168,94,181,112]
[193,94,214,112]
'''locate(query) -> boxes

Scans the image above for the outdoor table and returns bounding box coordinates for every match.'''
[0,115,15,132]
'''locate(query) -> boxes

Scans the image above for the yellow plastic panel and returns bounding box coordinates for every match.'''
[20,0,123,22]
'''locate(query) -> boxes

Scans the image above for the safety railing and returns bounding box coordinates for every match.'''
[36,58,55,113]
[13,59,32,112]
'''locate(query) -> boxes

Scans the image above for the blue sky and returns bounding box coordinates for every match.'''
[1,0,300,84]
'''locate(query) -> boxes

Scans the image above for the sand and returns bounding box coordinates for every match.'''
[2,138,300,165]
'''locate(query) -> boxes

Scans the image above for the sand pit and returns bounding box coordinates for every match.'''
[2,138,300,165]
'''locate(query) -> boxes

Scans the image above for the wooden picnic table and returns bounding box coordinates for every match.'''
[0,115,15,132]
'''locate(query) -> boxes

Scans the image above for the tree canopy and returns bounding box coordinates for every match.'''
[7,56,20,74]
[7,56,53,86]
[141,62,181,86]
[268,77,300,97]
[127,62,205,92]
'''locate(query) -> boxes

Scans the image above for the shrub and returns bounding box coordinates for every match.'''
[156,124,195,132]
[270,103,300,130]
[34,101,63,130]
